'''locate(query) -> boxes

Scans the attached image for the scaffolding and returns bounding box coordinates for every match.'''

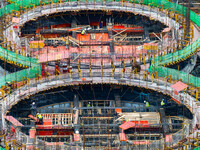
[0,0,199,149]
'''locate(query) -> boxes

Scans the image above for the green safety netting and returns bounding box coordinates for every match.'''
[0,66,41,87]
[153,38,200,66]
[145,0,200,86]
[0,47,38,67]
[0,0,200,87]
[0,0,64,16]
[131,0,200,87]
[153,66,200,87]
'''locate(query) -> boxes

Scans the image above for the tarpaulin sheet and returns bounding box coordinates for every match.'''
[34,46,110,56]
[162,27,171,33]
[132,141,150,145]
[38,50,69,63]
[119,121,135,130]
[28,114,37,121]
[115,108,122,113]
[46,142,64,145]
[4,116,23,127]
[114,45,147,54]
[122,121,149,127]
[171,81,188,92]
[77,33,109,41]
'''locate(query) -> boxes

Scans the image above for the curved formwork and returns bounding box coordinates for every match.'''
[0,0,200,149]
[0,0,199,88]
[1,72,199,149]
[0,0,178,87]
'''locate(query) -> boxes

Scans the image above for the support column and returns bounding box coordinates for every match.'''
[71,19,77,47]
[73,94,81,143]
[144,26,149,40]
[115,95,121,107]
[108,17,114,54]
[160,108,169,136]
[73,94,79,109]
[1,101,6,130]
[29,127,36,148]
[109,37,114,54]
[16,127,21,140]
[73,94,79,128]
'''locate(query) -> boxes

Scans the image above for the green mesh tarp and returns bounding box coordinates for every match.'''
[0,45,39,87]
[152,66,200,87]
[153,38,200,66]
[0,66,41,88]
[0,47,38,67]
[0,0,61,16]
[132,0,200,87]
[0,0,45,87]
[143,0,200,87]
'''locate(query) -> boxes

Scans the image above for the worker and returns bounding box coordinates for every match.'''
[55,62,60,75]
[144,101,149,112]
[6,81,12,87]
[37,113,43,125]
[100,21,103,28]
[161,99,165,106]
[122,68,125,73]
[31,102,36,116]
[6,81,12,89]
[87,102,91,107]
[144,101,149,107]
[30,36,34,41]
[53,40,58,48]
[81,29,86,35]
[5,81,12,93]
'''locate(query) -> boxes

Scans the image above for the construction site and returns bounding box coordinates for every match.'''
[0,0,200,149]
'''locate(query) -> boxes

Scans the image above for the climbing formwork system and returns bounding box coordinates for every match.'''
[0,0,200,149]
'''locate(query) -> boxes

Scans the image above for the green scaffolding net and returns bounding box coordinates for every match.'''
[139,0,200,87]
[0,66,41,87]
[0,0,63,16]
[0,47,38,67]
